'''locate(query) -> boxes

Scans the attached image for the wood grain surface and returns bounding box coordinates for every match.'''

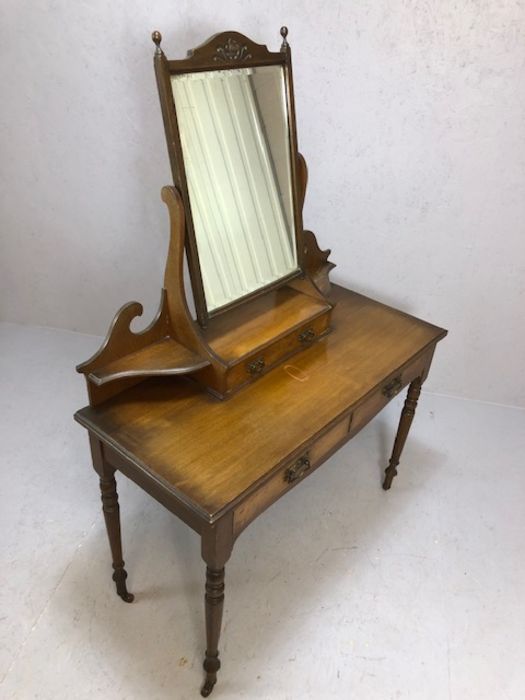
[75,285,446,520]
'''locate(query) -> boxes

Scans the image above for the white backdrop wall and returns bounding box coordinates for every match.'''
[1,1,524,406]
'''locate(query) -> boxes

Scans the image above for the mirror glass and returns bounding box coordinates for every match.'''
[171,65,298,313]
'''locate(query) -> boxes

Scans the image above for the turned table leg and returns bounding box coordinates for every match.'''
[89,436,133,602]
[201,566,226,697]
[200,515,233,697]
[99,470,134,603]
[383,377,422,490]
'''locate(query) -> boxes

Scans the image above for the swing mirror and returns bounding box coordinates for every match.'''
[153,30,304,324]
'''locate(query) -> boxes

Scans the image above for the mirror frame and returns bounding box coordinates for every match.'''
[152,29,305,326]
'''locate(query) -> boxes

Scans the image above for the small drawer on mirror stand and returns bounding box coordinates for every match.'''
[298,327,316,344]
[246,357,265,375]
[223,310,332,394]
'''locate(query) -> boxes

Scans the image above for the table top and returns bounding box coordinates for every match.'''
[75,285,446,521]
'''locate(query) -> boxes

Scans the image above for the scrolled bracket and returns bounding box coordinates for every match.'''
[75,293,170,376]
[296,153,336,297]
[302,230,336,297]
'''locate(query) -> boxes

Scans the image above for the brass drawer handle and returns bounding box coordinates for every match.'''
[382,375,402,399]
[284,455,311,483]
[247,357,265,375]
[299,327,316,344]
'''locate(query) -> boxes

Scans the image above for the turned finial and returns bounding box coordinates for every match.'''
[152,30,163,55]
[280,26,289,52]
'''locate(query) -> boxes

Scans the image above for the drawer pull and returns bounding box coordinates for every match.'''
[299,328,316,344]
[284,456,311,483]
[247,357,265,375]
[382,375,402,399]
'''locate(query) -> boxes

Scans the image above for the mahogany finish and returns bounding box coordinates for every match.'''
[383,377,423,490]
[76,286,446,695]
[73,27,448,697]
[202,567,226,697]
[152,29,306,324]
[78,27,336,401]
[89,435,134,603]
[77,287,445,519]
[76,176,333,402]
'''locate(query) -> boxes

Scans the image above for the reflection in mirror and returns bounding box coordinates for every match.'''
[171,65,298,313]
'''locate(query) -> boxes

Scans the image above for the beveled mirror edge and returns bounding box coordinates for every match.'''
[152,28,308,326]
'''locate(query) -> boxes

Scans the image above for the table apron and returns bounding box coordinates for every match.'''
[232,343,436,537]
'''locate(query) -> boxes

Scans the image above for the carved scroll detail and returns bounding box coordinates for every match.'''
[303,230,336,297]
[213,38,252,62]
[75,292,170,376]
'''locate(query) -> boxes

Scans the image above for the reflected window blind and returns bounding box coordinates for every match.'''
[171,68,297,311]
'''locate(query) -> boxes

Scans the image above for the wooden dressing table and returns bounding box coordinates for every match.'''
[74,28,447,697]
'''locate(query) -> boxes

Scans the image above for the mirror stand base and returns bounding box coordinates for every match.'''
[76,185,335,406]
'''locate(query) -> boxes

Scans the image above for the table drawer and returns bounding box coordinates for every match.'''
[234,414,351,535]
[350,349,432,436]
[225,312,331,395]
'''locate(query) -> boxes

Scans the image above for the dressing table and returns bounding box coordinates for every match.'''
[74,28,447,696]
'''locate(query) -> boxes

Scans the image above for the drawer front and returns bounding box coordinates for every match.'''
[234,414,351,535]
[350,349,432,436]
[225,311,331,394]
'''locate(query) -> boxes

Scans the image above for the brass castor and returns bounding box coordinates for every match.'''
[382,462,398,490]
[113,569,134,603]
[200,677,216,697]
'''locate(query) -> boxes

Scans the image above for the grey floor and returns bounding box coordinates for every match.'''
[1,321,524,700]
